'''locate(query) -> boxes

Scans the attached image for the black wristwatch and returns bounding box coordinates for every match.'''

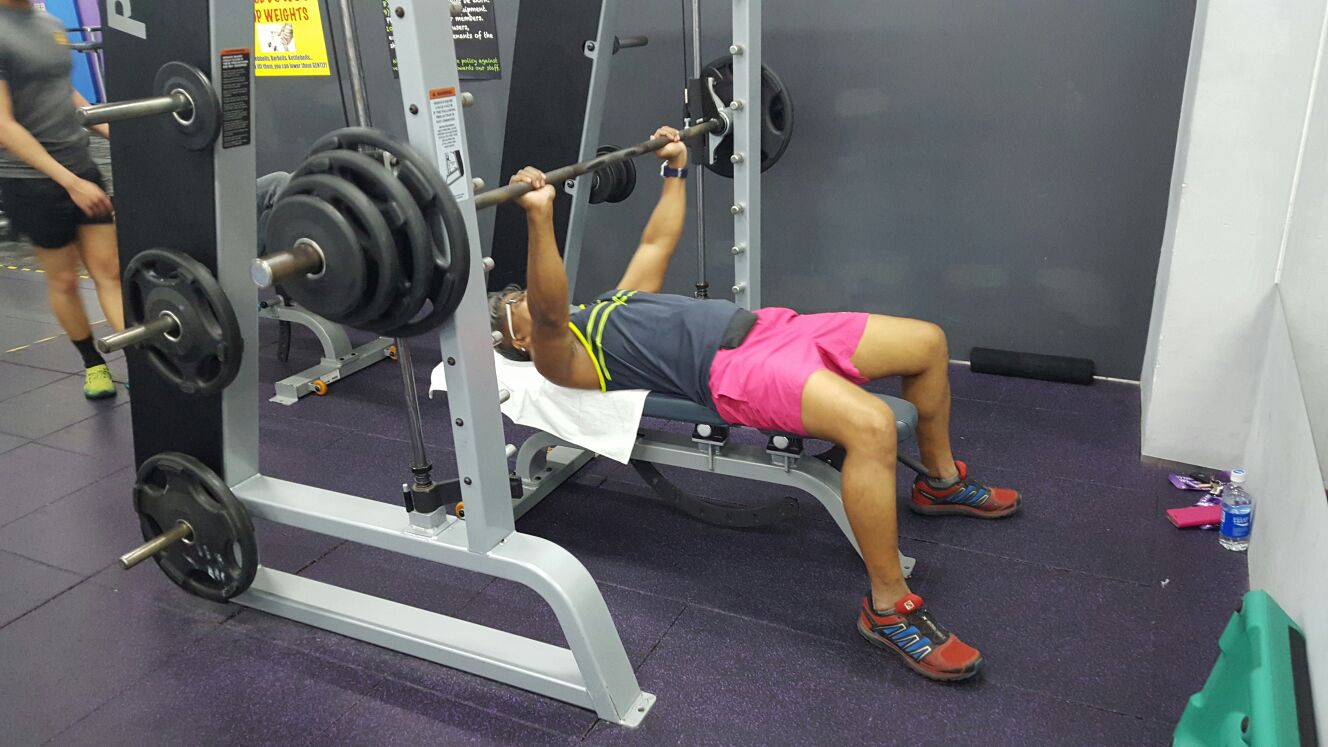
[660,164,689,179]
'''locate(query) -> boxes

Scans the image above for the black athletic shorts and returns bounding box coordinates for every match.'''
[0,163,113,249]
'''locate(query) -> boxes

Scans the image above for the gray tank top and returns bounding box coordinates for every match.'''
[569,290,757,406]
[0,8,92,178]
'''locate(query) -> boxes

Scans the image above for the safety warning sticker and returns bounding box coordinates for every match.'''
[428,87,469,202]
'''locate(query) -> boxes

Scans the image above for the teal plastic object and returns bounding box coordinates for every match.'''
[1174,590,1318,746]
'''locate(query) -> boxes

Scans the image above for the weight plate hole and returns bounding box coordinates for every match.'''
[171,89,197,127]
[161,310,183,342]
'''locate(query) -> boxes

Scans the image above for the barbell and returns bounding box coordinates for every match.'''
[76,61,220,150]
[254,119,721,293]
[251,58,792,337]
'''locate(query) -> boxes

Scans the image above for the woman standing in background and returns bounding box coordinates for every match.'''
[0,0,123,399]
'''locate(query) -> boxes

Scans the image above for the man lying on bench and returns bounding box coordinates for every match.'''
[489,126,1020,683]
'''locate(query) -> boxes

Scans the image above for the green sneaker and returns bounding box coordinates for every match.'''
[83,364,117,400]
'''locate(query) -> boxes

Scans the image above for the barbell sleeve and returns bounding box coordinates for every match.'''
[474,118,722,210]
[118,521,192,570]
[251,241,326,289]
[76,89,191,127]
[95,313,179,354]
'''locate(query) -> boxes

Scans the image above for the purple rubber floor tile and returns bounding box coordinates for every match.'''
[253,518,346,574]
[0,375,121,440]
[516,478,870,641]
[0,336,89,374]
[0,360,65,402]
[0,580,221,744]
[0,431,24,455]
[0,442,124,527]
[264,428,458,507]
[52,628,384,746]
[298,541,494,617]
[455,579,687,669]
[586,605,1159,747]
[977,403,1169,489]
[0,316,63,355]
[315,677,577,746]
[37,400,134,462]
[895,464,1157,584]
[87,557,239,624]
[999,375,1141,417]
[945,362,1014,402]
[902,545,1155,717]
[258,354,457,451]
[0,549,80,626]
[0,466,137,575]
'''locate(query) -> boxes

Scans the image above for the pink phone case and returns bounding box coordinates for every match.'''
[1166,505,1223,528]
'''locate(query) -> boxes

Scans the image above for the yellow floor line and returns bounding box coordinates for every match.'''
[2,318,111,355]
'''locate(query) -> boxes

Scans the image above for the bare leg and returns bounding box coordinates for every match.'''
[848,315,957,479]
[76,223,124,332]
[33,244,94,340]
[800,369,910,609]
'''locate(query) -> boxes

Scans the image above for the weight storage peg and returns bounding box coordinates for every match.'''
[76,62,221,150]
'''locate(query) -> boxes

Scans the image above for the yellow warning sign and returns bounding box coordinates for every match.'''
[254,0,331,77]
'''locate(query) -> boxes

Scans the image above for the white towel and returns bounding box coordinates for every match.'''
[429,352,648,464]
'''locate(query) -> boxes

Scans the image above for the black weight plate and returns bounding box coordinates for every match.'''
[133,452,258,602]
[608,153,637,204]
[263,195,367,320]
[153,61,221,151]
[279,174,400,326]
[309,128,471,338]
[699,56,794,178]
[293,150,434,334]
[123,248,243,395]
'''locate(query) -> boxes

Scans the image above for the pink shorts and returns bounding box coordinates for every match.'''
[707,308,870,435]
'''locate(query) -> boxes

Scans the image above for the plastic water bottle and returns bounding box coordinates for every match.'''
[1219,469,1253,551]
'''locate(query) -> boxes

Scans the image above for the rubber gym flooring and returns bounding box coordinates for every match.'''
[0,255,1246,744]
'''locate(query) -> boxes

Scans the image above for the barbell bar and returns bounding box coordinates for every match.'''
[252,118,724,288]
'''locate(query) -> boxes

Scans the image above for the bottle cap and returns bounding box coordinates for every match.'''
[1230,469,1246,484]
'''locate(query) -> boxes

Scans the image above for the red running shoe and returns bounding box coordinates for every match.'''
[911,460,1020,519]
[857,593,983,681]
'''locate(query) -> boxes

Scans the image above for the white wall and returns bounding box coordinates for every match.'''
[1141,0,1327,468]
[1245,296,1328,740]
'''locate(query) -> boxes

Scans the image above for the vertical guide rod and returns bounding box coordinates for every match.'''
[690,0,708,298]
[337,0,434,492]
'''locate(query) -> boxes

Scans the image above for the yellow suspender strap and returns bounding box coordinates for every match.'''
[567,321,607,392]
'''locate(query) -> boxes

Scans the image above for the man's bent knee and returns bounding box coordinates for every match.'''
[843,402,899,455]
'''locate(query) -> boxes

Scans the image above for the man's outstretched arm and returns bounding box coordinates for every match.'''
[616,125,688,293]
[513,167,600,389]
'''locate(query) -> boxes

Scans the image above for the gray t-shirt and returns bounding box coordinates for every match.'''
[0,7,91,178]
[569,290,756,407]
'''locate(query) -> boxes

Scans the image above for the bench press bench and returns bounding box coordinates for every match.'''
[512,391,923,577]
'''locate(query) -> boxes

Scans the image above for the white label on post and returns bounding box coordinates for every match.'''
[428,87,469,202]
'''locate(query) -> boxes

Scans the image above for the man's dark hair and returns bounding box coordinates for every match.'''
[487,284,532,362]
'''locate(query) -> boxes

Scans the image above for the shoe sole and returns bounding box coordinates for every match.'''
[84,390,116,400]
[857,620,983,682]
[909,493,1020,519]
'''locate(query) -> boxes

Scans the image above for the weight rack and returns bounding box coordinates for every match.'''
[107,0,763,726]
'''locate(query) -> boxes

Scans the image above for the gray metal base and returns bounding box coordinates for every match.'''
[231,475,654,726]
[514,430,917,578]
[259,304,395,405]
